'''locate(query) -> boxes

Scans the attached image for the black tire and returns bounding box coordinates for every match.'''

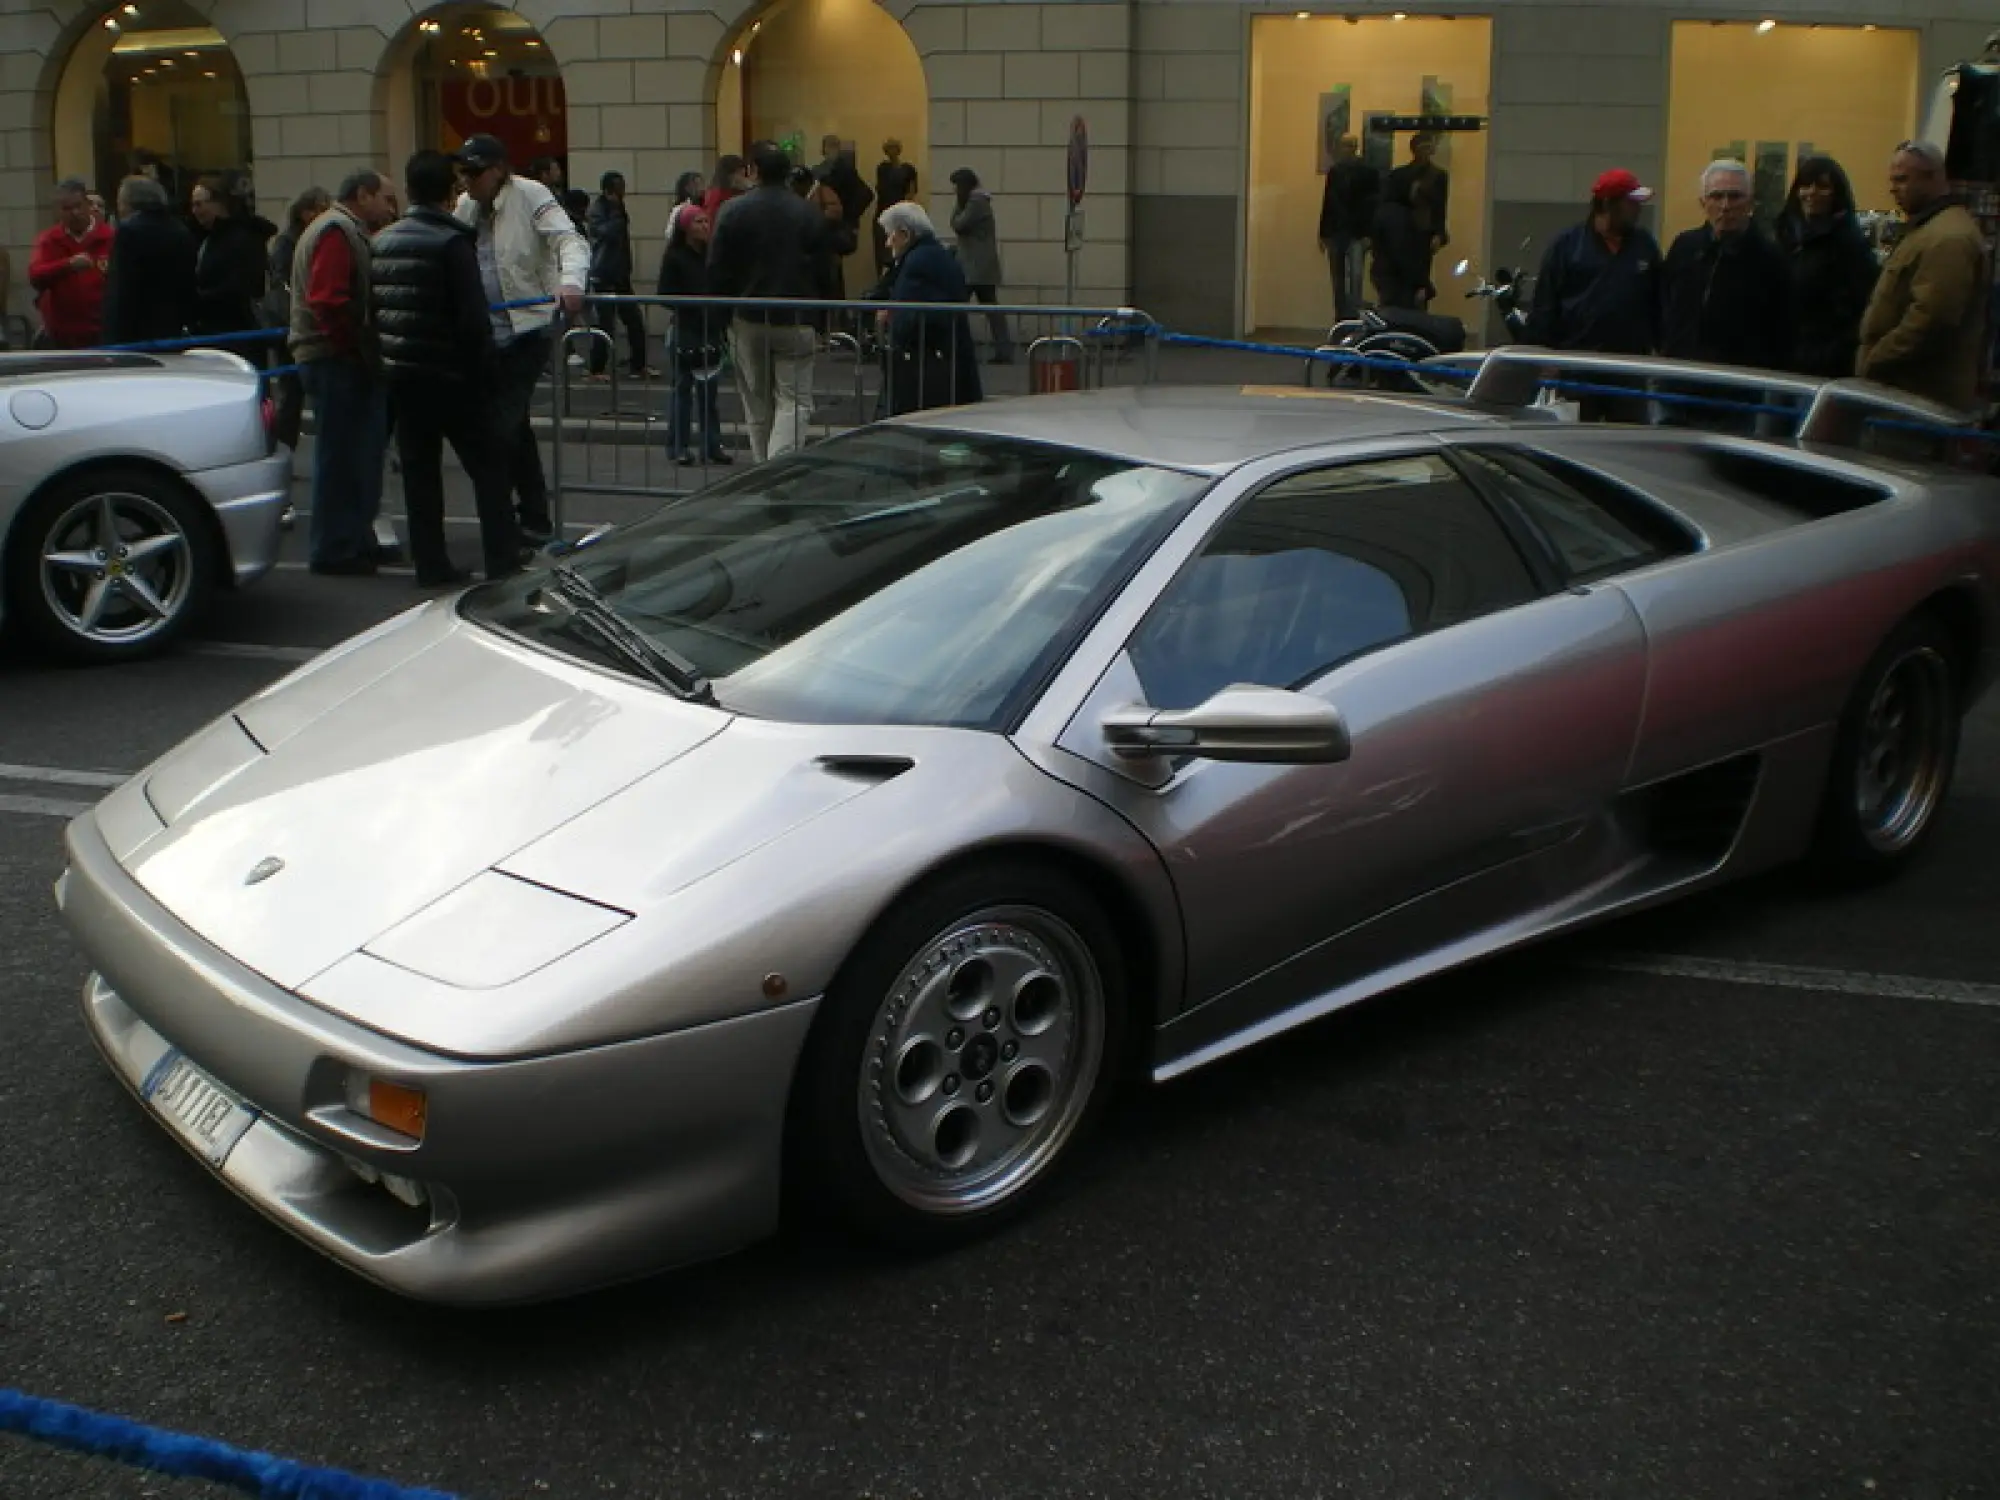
[3,465,217,665]
[785,858,1129,1251]
[1809,614,1962,886]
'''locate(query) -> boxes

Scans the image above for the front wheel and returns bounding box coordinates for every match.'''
[1810,615,1961,885]
[4,466,216,664]
[786,860,1127,1249]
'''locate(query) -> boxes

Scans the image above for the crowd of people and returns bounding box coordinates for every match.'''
[1322,134,1989,421]
[24,134,1013,586]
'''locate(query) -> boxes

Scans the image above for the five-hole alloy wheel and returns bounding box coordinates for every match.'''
[5,466,215,664]
[788,860,1127,1249]
[1812,613,1963,885]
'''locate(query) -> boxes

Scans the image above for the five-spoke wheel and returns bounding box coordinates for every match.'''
[6,467,214,663]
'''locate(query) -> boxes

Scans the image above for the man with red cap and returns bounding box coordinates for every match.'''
[1524,167,1662,420]
[1525,168,1662,357]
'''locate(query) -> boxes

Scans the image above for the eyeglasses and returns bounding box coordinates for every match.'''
[1704,190,1748,202]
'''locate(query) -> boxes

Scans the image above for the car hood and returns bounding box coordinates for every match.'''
[121,605,727,992]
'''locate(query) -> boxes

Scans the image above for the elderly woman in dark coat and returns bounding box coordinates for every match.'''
[875,201,982,415]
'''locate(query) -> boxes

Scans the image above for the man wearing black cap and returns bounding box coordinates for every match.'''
[451,132,588,549]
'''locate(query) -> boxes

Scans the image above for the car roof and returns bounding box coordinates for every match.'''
[892,383,1522,473]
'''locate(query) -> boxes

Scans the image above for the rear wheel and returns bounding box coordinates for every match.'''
[786,860,1127,1249]
[1810,615,1961,884]
[4,466,215,664]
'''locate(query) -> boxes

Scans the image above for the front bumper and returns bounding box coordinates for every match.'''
[185,447,292,587]
[59,811,818,1306]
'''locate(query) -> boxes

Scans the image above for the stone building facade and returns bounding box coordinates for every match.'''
[1,0,1995,343]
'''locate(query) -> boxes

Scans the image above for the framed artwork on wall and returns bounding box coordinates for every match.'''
[1317,87,1352,174]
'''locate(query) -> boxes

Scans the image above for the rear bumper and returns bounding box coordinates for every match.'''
[186,447,291,586]
[58,810,818,1306]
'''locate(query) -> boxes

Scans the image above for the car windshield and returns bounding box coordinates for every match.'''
[462,427,1212,729]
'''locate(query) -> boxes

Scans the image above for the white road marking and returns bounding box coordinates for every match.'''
[185,641,320,664]
[0,794,93,819]
[1577,952,2000,1010]
[0,762,127,790]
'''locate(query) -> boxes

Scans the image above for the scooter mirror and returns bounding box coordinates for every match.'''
[1453,259,1472,277]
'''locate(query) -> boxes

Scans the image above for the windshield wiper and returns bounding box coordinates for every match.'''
[533,562,718,706]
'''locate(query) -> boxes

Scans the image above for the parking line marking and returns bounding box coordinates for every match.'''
[1578,952,2000,1010]
[0,763,126,790]
[0,794,93,819]
[186,641,320,664]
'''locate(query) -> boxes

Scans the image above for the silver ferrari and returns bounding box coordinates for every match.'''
[55,355,2000,1304]
[1,348,289,663]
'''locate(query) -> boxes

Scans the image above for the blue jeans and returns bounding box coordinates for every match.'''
[301,357,387,567]
[665,335,724,456]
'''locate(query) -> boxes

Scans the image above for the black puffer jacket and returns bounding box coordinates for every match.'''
[369,205,496,386]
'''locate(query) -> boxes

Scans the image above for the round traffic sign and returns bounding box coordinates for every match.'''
[1067,115,1089,206]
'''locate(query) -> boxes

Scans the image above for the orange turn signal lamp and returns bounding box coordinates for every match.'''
[348,1075,429,1142]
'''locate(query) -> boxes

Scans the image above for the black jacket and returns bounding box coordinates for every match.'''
[1660,224,1795,370]
[102,206,197,346]
[1318,157,1380,241]
[1775,210,1881,379]
[193,214,272,337]
[1525,219,1663,354]
[657,236,729,362]
[707,184,827,324]
[586,194,634,288]
[369,205,495,387]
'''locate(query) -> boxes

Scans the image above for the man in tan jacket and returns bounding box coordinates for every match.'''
[1856,141,1991,410]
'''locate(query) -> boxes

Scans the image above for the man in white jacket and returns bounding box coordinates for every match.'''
[452,133,588,549]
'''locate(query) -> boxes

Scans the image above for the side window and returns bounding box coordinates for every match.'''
[1128,453,1542,711]
[1456,447,1695,584]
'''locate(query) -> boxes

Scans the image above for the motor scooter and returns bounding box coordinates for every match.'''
[1308,244,1538,399]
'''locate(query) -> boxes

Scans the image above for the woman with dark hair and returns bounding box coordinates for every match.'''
[265,187,330,454]
[189,171,275,365]
[1774,154,1881,378]
[673,170,705,207]
[701,155,748,219]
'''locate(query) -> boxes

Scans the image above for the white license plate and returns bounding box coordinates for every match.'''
[142,1051,259,1168]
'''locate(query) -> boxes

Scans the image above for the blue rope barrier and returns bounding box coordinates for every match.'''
[0,1388,463,1500]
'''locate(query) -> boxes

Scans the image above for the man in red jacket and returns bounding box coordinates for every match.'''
[29,178,113,347]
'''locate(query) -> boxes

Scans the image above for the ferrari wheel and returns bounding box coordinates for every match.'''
[4,467,215,664]
[787,860,1126,1249]
[1811,615,1961,884]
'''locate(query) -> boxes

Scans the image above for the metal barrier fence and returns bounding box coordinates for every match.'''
[545,293,1157,535]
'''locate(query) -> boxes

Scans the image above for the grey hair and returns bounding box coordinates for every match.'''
[1700,158,1751,196]
[55,176,88,198]
[878,200,934,240]
[1893,139,1947,173]
[116,174,167,213]
[336,168,383,204]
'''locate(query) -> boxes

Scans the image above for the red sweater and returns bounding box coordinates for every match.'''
[304,215,363,358]
[29,218,114,345]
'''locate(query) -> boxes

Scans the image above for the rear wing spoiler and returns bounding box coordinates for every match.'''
[1429,345,1978,448]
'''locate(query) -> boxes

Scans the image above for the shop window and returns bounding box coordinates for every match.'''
[1247,14,1493,340]
[1663,21,1919,242]
[384,6,565,189]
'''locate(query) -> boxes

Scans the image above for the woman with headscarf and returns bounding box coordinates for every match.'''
[656,202,732,466]
[1774,154,1881,379]
[873,201,981,415]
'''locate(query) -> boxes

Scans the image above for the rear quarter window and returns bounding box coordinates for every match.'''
[1455,446,1699,585]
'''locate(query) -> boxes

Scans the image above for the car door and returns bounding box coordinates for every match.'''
[1051,446,1652,1069]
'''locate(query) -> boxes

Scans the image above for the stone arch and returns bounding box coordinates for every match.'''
[709,0,929,293]
[375,4,568,191]
[38,0,254,209]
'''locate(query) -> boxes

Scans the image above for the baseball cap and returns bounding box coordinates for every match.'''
[453,134,508,172]
[1592,168,1653,203]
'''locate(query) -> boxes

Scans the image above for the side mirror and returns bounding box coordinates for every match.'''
[1452,258,1473,278]
[1102,685,1352,765]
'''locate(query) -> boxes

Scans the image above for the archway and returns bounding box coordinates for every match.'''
[380,6,566,188]
[716,0,929,295]
[52,0,252,205]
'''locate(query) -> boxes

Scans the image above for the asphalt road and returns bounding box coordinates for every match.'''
[2,462,1998,1499]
